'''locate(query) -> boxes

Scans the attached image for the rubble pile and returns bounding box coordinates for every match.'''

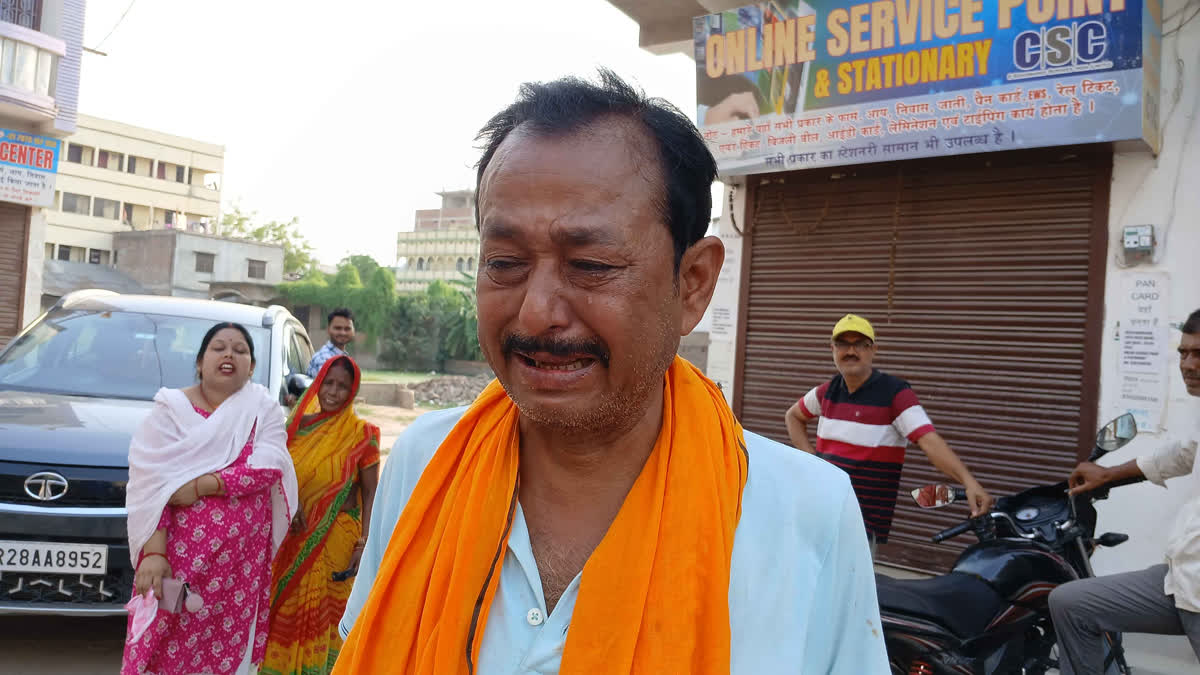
[408,374,493,407]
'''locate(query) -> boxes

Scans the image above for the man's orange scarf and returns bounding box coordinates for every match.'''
[333,357,748,674]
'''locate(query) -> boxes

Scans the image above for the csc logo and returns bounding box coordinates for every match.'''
[1014,21,1107,70]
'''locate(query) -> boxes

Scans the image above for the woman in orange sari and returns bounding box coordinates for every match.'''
[261,355,380,675]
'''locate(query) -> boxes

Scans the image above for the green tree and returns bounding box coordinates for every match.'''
[276,260,397,343]
[342,255,383,285]
[441,274,483,361]
[332,264,363,289]
[378,275,483,370]
[221,206,317,276]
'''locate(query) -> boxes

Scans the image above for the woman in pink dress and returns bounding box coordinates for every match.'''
[123,322,298,675]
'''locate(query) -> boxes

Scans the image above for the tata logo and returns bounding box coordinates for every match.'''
[1014,21,1108,71]
[24,471,68,501]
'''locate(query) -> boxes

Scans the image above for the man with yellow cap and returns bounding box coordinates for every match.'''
[786,313,994,556]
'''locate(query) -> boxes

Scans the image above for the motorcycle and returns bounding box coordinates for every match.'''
[878,413,1143,674]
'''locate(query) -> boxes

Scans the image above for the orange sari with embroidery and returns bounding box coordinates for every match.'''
[262,356,379,675]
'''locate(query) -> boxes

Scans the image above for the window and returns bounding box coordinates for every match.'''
[98,150,123,171]
[1,0,42,30]
[163,210,176,227]
[175,165,185,183]
[123,203,134,226]
[126,157,137,174]
[88,249,110,265]
[61,192,89,215]
[247,259,266,279]
[284,325,304,377]
[456,257,465,272]
[296,331,314,367]
[416,257,425,271]
[157,162,166,180]
[293,305,311,329]
[92,197,119,220]
[0,309,271,400]
[66,143,90,164]
[56,245,71,261]
[467,257,475,270]
[195,252,215,273]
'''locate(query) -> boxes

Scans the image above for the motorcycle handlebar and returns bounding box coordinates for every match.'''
[932,519,974,543]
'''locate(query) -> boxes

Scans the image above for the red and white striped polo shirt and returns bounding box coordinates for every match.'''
[797,369,935,542]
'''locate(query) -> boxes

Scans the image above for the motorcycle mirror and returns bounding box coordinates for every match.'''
[911,484,957,509]
[1095,413,1138,455]
[286,373,313,398]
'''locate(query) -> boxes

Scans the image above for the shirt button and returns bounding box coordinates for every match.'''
[526,608,544,626]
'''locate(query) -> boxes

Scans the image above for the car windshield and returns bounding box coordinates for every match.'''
[0,309,270,400]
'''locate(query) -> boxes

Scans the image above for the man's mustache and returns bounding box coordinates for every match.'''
[503,332,611,367]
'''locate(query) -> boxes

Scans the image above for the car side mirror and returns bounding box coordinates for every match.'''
[912,484,958,509]
[286,373,313,398]
[1094,413,1137,456]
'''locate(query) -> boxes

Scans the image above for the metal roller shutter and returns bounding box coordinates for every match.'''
[735,146,1110,572]
[0,202,29,347]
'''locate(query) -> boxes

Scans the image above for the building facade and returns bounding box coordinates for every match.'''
[0,0,86,346]
[394,189,479,292]
[610,0,1197,667]
[112,229,284,306]
[38,114,223,291]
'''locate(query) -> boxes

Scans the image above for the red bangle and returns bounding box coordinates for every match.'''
[139,551,168,566]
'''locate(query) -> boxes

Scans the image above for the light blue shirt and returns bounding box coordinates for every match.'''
[306,340,347,377]
[342,407,889,674]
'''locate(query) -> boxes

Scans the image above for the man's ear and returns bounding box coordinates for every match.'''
[677,236,725,336]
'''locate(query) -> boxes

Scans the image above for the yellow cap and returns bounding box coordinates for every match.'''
[832,314,875,342]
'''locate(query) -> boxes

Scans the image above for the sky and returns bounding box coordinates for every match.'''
[78,0,709,266]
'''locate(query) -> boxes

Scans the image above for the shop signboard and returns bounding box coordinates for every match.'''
[0,128,60,207]
[694,0,1163,174]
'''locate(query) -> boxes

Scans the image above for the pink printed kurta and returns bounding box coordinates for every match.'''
[122,408,282,675]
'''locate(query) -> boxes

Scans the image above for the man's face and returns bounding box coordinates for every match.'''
[832,331,876,381]
[1180,332,1200,397]
[328,316,355,348]
[475,120,687,435]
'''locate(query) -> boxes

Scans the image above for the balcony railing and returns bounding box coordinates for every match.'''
[1,0,41,31]
[393,268,472,282]
[397,229,479,242]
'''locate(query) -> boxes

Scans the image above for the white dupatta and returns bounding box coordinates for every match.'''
[125,382,298,565]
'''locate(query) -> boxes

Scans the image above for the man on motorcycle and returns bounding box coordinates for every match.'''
[785,314,994,555]
[1051,308,1200,673]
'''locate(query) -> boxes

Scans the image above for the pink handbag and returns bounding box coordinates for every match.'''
[159,578,204,613]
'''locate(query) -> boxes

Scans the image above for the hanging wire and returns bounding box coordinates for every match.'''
[1164,0,1200,36]
[89,0,138,53]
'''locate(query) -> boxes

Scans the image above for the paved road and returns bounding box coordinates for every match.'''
[0,615,125,673]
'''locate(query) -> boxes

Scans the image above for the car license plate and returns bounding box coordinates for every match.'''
[0,540,107,575]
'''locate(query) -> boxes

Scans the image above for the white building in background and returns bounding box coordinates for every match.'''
[0,0,86,346]
[109,229,284,307]
[44,114,223,267]
[394,189,479,293]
